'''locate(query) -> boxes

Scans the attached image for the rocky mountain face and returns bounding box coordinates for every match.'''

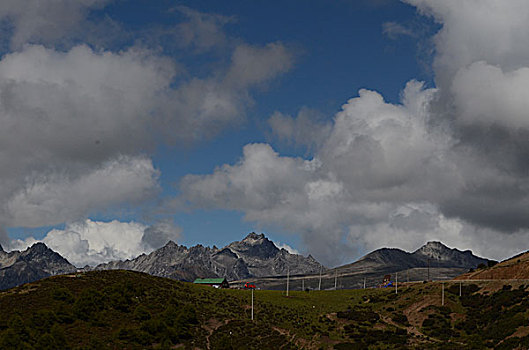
[93,233,322,281]
[0,243,77,290]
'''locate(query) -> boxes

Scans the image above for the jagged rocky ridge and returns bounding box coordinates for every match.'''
[0,237,493,290]
[0,243,76,290]
[92,233,323,281]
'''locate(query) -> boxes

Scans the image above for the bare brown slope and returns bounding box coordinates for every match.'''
[456,250,529,280]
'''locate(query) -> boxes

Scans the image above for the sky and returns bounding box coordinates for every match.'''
[2,0,529,267]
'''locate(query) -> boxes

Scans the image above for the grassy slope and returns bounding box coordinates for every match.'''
[1,270,529,349]
[457,250,529,280]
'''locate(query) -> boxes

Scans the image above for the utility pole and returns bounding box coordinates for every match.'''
[318,265,322,291]
[459,281,462,297]
[302,278,304,291]
[251,288,254,321]
[363,277,366,289]
[426,258,430,282]
[395,272,398,294]
[442,283,445,306]
[286,268,290,297]
[334,270,337,290]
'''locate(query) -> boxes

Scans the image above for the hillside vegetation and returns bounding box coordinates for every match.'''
[457,249,529,280]
[1,270,529,349]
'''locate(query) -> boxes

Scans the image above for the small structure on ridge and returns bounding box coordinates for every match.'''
[193,278,229,288]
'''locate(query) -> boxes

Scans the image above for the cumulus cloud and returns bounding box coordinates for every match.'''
[224,43,294,89]
[268,107,332,149]
[178,81,456,265]
[6,156,159,228]
[0,3,295,249]
[180,5,529,265]
[178,0,529,267]
[173,5,235,52]
[0,44,170,230]
[141,220,182,251]
[0,0,112,49]
[10,219,181,267]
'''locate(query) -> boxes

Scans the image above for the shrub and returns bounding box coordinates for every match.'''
[133,305,151,321]
[51,288,74,303]
[73,289,103,321]
[30,310,58,334]
[487,261,498,268]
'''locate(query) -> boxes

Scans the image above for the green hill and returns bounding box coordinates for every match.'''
[1,270,529,349]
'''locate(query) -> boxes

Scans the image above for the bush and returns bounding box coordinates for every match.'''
[51,288,74,303]
[133,305,151,321]
[337,307,379,323]
[73,289,103,321]
[487,260,498,268]
[30,310,58,334]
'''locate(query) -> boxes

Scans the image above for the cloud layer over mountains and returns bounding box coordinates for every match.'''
[178,1,529,265]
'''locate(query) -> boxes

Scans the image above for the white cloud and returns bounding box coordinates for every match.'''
[177,70,529,265]
[173,6,235,52]
[0,3,296,260]
[275,242,299,255]
[9,219,181,267]
[224,43,294,89]
[177,1,529,265]
[141,220,182,251]
[6,156,159,228]
[268,107,332,149]
[0,0,111,49]
[0,29,294,238]
[382,21,415,39]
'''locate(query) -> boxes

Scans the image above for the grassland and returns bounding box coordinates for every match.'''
[1,270,529,349]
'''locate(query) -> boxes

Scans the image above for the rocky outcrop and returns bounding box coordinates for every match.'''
[93,232,322,281]
[0,243,76,290]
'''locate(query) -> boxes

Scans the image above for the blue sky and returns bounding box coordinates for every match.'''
[3,0,529,267]
[144,0,435,248]
[6,0,434,251]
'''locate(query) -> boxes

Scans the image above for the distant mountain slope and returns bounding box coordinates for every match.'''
[337,241,490,276]
[456,249,529,280]
[93,233,322,281]
[230,241,492,290]
[0,242,76,290]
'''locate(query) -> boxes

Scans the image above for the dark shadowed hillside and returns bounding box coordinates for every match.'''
[2,270,529,348]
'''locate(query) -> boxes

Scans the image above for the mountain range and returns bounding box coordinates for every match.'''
[91,232,322,281]
[0,242,76,290]
[337,241,490,275]
[0,233,494,290]
[231,241,492,290]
